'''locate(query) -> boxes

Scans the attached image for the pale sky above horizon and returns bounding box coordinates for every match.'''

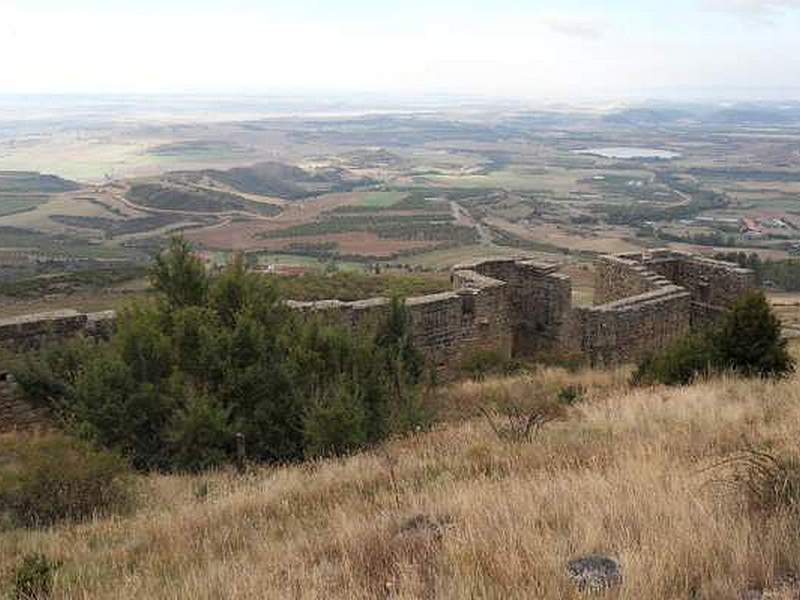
[1,0,800,100]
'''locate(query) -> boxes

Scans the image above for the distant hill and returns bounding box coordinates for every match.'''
[0,171,80,194]
[199,161,371,199]
[711,106,800,125]
[603,107,694,126]
[126,183,280,216]
[604,102,800,127]
[205,162,316,198]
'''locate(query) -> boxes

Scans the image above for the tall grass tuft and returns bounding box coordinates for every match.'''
[705,448,800,513]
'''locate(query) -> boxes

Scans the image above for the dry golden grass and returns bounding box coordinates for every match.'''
[4,366,800,598]
[770,293,800,336]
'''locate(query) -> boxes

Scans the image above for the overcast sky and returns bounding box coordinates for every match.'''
[1,0,799,100]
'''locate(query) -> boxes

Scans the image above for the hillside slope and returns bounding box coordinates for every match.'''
[3,367,800,598]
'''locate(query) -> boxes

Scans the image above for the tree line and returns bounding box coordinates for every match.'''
[715,251,800,292]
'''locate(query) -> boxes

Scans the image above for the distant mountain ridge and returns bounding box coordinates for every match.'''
[604,102,800,127]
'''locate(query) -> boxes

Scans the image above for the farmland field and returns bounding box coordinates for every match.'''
[359,191,406,207]
[0,194,50,217]
[3,97,800,299]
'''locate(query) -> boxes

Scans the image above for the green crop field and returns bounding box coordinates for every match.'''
[0,194,50,217]
[359,191,406,207]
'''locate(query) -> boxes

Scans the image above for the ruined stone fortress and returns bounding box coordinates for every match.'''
[0,249,756,430]
[290,248,754,369]
[0,248,755,369]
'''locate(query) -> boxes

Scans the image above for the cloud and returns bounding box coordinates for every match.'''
[0,3,797,99]
[539,15,605,39]
[702,0,800,20]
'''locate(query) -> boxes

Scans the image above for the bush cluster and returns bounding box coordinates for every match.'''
[11,552,60,599]
[633,291,794,385]
[459,349,524,381]
[0,433,133,528]
[14,238,427,471]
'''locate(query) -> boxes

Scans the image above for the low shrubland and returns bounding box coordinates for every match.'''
[458,348,523,381]
[4,364,800,597]
[10,552,61,600]
[0,265,147,300]
[5,238,800,597]
[0,171,79,194]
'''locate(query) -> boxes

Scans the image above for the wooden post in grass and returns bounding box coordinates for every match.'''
[235,432,246,473]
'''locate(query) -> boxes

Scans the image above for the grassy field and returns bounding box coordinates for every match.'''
[0,268,449,317]
[360,191,406,207]
[185,188,474,259]
[274,270,450,301]
[0,195,51,217]
[6,363,800,598]
[398,243,543,268]
[0,138,165,181]
[769,291,800,335]
[0,269,151,319]
[0,289,151,319]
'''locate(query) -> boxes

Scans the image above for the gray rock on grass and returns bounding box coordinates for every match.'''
[566,555,622,593]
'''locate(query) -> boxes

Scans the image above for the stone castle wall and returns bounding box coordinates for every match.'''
[594,255,670,304]
[567,250,757,365]
[629,250,756,328]
[0,376,50,433]
[0,310,115,432]
[562,254,690,365]
[0,250,756,390]
[289,267,514,372]
[0,310,116,354]
[455,259,573,356]
[571,284,692,366]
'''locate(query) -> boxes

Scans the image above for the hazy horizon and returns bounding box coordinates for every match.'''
[2,0,800,101]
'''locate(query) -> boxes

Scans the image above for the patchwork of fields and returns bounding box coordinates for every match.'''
[4,103,800,309]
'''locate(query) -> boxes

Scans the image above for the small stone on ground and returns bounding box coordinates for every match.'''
[566,555,622,593]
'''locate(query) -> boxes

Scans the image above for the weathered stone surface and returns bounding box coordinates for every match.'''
[740,574,800,599]
[456,258,572,356]
[0,377,51,433]
[566,555,622,593]
[0,309,115,354]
